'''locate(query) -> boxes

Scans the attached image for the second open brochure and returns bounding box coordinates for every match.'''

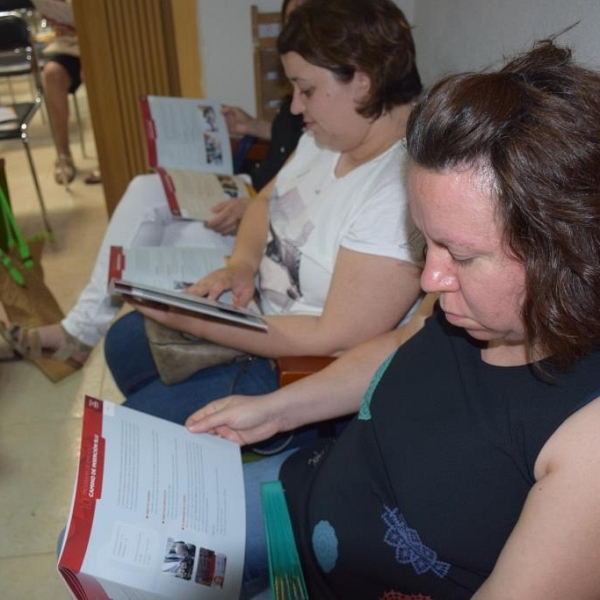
[108,245,267,331]
[140,95,253,221]
[58,396,245,599]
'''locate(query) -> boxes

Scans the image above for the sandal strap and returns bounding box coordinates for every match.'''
[0,322,91,364]
[0,323,42,358]
[52,325,93,362]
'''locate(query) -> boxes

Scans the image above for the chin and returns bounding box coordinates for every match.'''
[464,329,496,342]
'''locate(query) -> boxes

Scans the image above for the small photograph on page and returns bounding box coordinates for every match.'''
[161,538,196,581]
[196,547,227,589]
[198,104,219,133]
[217,174,241,198]
[204,133,223,165]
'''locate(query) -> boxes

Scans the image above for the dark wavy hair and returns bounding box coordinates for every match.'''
[406,40,600,369]
[280,0,297,22]
[277,0,422,119]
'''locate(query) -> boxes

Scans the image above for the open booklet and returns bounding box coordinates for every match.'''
[140,95,253,221]
[108,245,267,331]
[57,396,246,599]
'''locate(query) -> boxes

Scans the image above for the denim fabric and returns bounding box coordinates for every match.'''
[104,311,280,425]
[241,449,298,599]
[104,311,351,452]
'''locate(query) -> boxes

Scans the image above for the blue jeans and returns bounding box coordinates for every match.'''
[104,311,280,425]
[105,311,351,451]
[241,449,297,599]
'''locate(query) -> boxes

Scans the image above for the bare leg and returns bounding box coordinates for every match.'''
[42,60,76,183]
[5,175,234,365]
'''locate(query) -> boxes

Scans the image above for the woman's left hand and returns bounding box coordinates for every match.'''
[185,394,282,445]
[205,198,249,236]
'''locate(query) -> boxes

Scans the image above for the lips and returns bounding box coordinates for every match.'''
[443,311,464,326]
[440,304,466,326]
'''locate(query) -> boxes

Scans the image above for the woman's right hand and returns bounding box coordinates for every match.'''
[185,395,281,446]
[185,263,256,306]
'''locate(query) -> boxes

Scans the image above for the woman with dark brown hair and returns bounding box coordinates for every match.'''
[190,40,600,599]
[102,0,423,434]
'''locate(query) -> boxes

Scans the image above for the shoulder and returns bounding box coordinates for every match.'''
[535,392,600,481]
[480,393,600,598]
[535,347,600,479]
[354,140,409,201]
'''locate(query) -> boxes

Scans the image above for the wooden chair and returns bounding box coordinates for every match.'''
[230,134,270,176]
[251,5,289,122]
[275,355,336,387]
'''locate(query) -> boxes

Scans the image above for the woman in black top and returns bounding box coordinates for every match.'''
[189,39,600,599]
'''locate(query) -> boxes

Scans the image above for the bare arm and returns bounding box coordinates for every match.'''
[222,105,272,140]
[473,396,600,600]
[185,295,437,445]
[181,178,275,306]
[135,247,422,358]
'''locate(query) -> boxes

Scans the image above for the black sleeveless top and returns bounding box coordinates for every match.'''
[280,306,600,599]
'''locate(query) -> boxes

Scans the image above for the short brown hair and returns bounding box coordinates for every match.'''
[278,0,422,119]
[407,40,600,369]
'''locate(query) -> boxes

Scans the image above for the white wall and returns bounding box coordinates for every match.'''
[197,0,281,114]
[412,0,600,87]
[197,1,600,113]
[196,0,416,115]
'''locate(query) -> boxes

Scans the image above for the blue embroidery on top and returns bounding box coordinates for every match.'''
[382,506,450,578]
[358,352,395,421]
[312,520,339,573]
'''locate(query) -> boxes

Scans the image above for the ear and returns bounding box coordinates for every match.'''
[354,71,372,95]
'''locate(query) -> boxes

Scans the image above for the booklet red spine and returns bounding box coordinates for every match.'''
[107,246,126,284]
[156,167,182,217]
[58,397,108,599]
[139,95,158,169]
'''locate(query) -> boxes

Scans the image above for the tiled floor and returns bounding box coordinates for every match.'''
[0,81,123,598]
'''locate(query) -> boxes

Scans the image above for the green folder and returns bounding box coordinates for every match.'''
[261,481,308,600]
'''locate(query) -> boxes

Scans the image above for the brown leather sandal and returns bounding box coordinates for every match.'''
[84,169,102,185]
[0,322,91,369]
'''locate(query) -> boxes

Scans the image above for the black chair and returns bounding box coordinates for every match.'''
[0,13,52,235]
[0,0,34,10]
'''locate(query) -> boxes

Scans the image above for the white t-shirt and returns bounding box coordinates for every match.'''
[258,132,417,316]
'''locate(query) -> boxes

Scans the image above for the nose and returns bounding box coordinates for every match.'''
[420,252,460,294]
[290,89,304,115]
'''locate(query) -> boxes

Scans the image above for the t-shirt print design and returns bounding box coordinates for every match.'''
[261,186,314,311]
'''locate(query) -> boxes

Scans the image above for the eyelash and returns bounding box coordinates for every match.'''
[423,243,474,266]
[299,88,314,98]
[452,255,474,266]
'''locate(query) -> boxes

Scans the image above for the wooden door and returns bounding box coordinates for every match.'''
[71,0,202,215]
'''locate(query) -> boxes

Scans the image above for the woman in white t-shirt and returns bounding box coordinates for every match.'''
[104,0,424,440]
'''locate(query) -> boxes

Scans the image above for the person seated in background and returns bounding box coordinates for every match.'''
[0,0,305,371]
[223,0,305,191]
[40,0,101,185]
[103,0,423,436]
[223,94,303,192]
[187,39,600,599]
[41,18,81,185]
